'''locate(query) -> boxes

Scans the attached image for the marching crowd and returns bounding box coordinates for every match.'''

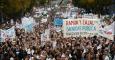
[0,2,115,60]
[0,16,115,60]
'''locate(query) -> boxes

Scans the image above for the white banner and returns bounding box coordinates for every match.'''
[22,17,35,32]
[98,22,114,40]
[63,18,100,37]
[1,26,15,42]
[98,29,114,40]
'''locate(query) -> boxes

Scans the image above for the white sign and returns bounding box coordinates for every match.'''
[22,17,35,32]
[98,22,114,40]
[45,29,50,41]
[1,26,15,42]
[63,18,100,37]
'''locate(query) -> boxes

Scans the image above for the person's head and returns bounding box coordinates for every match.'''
[104,49,108,55]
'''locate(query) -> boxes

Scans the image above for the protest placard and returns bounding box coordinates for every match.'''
[63,18,100,37]
[41,19,47,23]
[45,29,50,41]
[1,26,15,42]
[22,17,35,32]
[98,29,114,40]
[41,33,47,46]
[54,18,63,26]
[25,24,33,32]
[98,22,114,40]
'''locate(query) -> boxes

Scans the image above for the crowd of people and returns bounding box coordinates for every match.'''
[0,21,115,60]
[0,2,115,60]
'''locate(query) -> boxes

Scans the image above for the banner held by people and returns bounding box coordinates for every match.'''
[63,18,100,37]
[22,17,35,32]
[98,22,114,40]
[1,26,15,42]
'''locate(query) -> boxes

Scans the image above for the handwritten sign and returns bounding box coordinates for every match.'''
[63,18,100,37]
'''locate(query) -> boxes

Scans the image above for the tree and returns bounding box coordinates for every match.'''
[72,0,113,15]
[37,0,50,6]
[0,0,50,20]
[0,0,32,19]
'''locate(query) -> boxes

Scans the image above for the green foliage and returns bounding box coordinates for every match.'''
[0,0,34,19]
[0,0,50,19]
[37,0,49,6]
[72,0,113,14]
[0,0,51,18]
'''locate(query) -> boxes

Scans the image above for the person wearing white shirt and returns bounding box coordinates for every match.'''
[10,57,14,60]
[36,55,40,60]
[31,49,34,55]
[104,55,109,60]
[113,55,115,60]
[104,50,110,60]
[29,57,34,60]
[52,40,57,49]
[10,19,14,25]
[46,58,52,60]
[27,48,31,55]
